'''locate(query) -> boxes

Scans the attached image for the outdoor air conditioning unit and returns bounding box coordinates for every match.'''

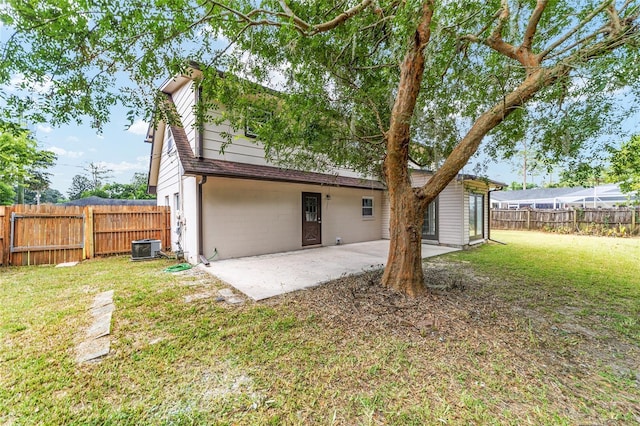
[131,239,161,260]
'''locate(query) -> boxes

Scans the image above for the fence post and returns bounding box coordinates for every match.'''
[83,206,95,259]
[572,209,577,231]
[2,207,11,265]
[526,209,531,230]
[633,208,637,233]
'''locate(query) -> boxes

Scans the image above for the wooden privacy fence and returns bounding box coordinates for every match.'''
[491,207,640,235]
[0,204,171,266]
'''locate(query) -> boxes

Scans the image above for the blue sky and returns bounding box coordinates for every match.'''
[33,113,150,196]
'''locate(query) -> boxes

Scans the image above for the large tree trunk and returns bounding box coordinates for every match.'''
[382,181,427,296]
[380,2,433,295]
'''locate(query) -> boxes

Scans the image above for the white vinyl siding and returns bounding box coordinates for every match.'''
[381,193,391,239]
[171,80,197,152]
[438,181,465,246]
[380,171,475,247]
[202,110,268,165]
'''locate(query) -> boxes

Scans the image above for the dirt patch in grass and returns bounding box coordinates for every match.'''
[265,258,640,423]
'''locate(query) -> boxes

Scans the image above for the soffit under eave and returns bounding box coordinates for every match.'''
[159,68,203,95]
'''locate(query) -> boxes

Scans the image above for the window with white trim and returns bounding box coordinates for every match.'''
[362,197,374,218]
[174,193,180,212]
[244,107,272,138]
[166,126,174,153]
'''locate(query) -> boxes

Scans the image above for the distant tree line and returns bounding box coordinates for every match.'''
[67,163,154,201]
[0,127,154,205]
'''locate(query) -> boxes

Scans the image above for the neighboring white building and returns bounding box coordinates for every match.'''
[145,70,504,263]
[491,184,636,209]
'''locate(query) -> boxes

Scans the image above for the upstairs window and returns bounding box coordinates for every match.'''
[166,127,175,153]
[244,107,271,138]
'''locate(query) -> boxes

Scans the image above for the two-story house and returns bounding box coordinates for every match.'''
[145,69,503,264]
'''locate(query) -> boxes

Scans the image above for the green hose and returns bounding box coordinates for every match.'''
[164,263,193,273]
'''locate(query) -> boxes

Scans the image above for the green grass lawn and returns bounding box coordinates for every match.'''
[453,230,640,342]
[1,232,638,425]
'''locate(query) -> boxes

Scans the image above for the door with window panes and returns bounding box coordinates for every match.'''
[302,192,322,246]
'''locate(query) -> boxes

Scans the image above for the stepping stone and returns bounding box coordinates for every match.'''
[76,337,110,363]
[217,288,244,304]
[184,292,214,303]
[86,312,112,339]
[91,290,114,309]
[218,288,236,298]
[90,303,115,318]
[56,261,78,268]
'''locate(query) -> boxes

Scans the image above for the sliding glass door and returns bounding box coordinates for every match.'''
[469,193,484,240]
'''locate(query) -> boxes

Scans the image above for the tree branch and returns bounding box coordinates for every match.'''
[606,3,622,36]
[310,0,373,34]
[205,0,372,36]
[537,0,612,61]
[277,0,311,32]
[367,98,388,137]
[416,64,570,204]
[545,25,607,60]
[522,0,547,51]
[464,1,520,63]
[490,0,510,41]
[384,1,433,183]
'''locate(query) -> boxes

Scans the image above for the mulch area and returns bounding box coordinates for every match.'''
[263,258,640,421]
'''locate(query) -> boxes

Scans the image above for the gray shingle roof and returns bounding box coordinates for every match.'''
[491,187,583,202]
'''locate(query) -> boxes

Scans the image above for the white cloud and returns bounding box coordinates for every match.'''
[127,119,149,136]
[96,158,147,174]
[37,124,53,134]
[66,136,80,143]
[49,146,84,158]
[7,73,53,94]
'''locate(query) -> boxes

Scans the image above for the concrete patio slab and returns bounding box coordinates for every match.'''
[199,240,459,301]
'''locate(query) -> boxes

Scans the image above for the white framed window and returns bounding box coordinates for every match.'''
[174,193,180,212]
[244,107,271,138]
[166,126,174,153]
[362,197,374,218]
